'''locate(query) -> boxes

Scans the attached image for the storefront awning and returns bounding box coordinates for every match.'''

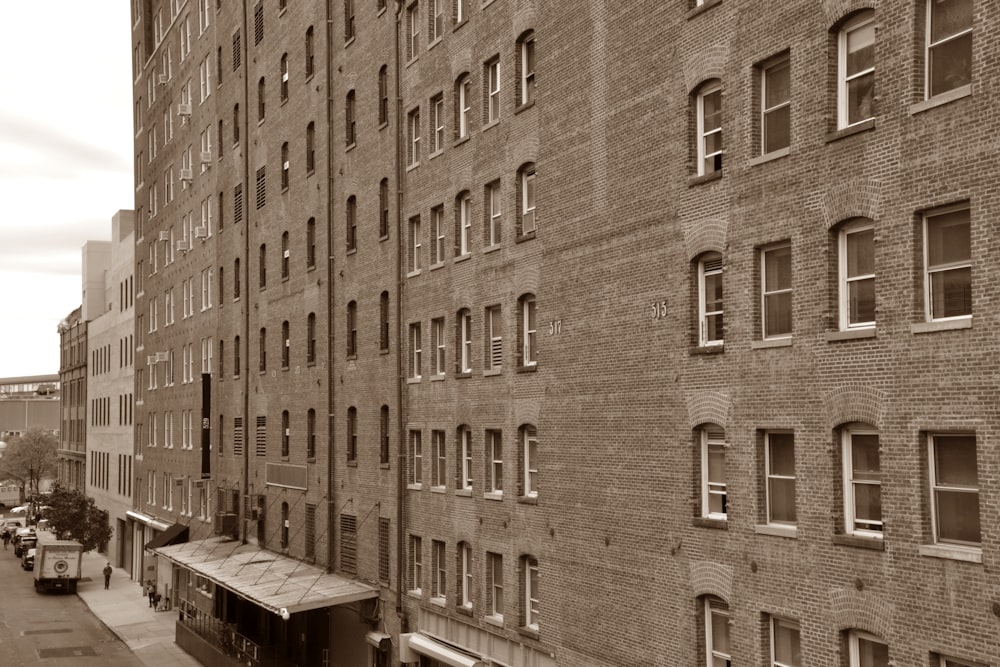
[399,633,487,667]
[152,537,377,616]
[126,510,172,532]
[144,523,189,550]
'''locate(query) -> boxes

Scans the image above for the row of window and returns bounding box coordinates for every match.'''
[89,393,135,428]
[408,537,540,633]
[143,410,201,450]
[692,3,971,176]
[144,469,212,519]
[695,423,983,556]
[695,204,971,347]
[701,595,979,667]
[140,339,212,393]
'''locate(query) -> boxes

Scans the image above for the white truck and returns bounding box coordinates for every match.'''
[33,540,83,594]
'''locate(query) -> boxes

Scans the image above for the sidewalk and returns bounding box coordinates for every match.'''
[36,530,201,667]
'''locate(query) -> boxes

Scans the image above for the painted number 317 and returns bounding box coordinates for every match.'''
[651,301,668,319]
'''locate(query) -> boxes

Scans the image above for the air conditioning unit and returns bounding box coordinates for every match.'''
[200,150,212,164]
[177,103,192,117]
[176,239,190,252]
[179,168,193,182]
[174,477,184,486]
[193,479,206,487]
[193,226,208,239]
[155,351,170,363]
[214,512,238,536]
[158,74,168,86]
[522,209,536,234]
[158,231,171,242]
[146,355,158,366]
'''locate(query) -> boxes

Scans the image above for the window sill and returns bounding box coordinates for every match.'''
[406,377,421,384]
[516,231,536,244]
[516,364,537,374]
[429,261,445,271]
[307,457,317,464]
[453,135,471,148]
[748,146,789,167]
[518,495,538,505]
[430,485,446,494]
[456,604,473,616]
[688,170,722,187]
[378,121,389,132]
[429,148,443,160]
[483,119,501,132]
[344,36,355,49]
[346,142,356,153]
[825,118,875,143]
[691,343,724,355]
[428,36,442,51]
[692,517,728,530]
[430,374,445,382]
[754,524,797,538]
[429,597,446,608]
[406,590,422,600]
[380,462,391,470]
[455,370,471,379]
[407,483,423,492]
[483,491,503,501]
[346,248,357,257]
[406,162,419,172]
[483,369,501,377]
[687,0,722,19]
[751,337,792,349]
[826,327,876,342]
[919,543,981,563]
[909,84,972,115]
[832,533,884,550]
[483,244,501,255]
[911,318,971,334]
[454,488,472,497]
[484,615,504,628]
[346,460,357,468]
[407,269,422,278]
[518,627,540,641]
[455,252,472,263]
[515,100,535,115]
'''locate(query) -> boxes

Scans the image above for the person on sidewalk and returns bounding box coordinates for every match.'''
[102,563,112,589]
[147,582,157,608]
[1,529,9,550]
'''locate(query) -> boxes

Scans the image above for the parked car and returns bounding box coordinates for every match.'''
[14,530,37,557]
[21,548,35,570]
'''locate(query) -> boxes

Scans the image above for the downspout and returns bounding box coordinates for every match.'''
[240,0,252,544]
[393,0,406,622]
[325,0,337,573]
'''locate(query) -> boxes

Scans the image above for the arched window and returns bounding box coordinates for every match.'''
[518,163,536,236]
[306,312,317,363]
[698,425,726,519]
[694,80,722,176]
[347,301,358,357]
[518,294,536,367]
[281,410,290,457]
[258,328,267,371]
[258,243,266,289]
[379,291,390,351]
[345,90,356,145]
[379,178,390,238]
[281,230,290,279]
[520,424,537,497]
[257,77,266,121]
[280,53,289,101]
[517,31,535,107]
[306,122,316,172]
[454,73,471,139]
[697,251,723,346]
[346,195,357,251]
[520,554,539,630]
[280,142,289,189]
[456,308,472,373]
[378,65,389,125]
[305,27,315,77]
[347,406,357,462]
[379,405,390,464]
[281,320,290,368]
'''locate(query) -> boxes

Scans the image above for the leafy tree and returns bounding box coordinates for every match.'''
[45,483,113,552]
[1,428,57,501]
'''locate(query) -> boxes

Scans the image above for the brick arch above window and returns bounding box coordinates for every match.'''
[689,561,733,604]
[512,399,540,427]
[822,383,887,430]
[829,587,893,639]
[512,266,539,299]
[449,48,474,81]
[685,390,731,430]
[819,178,882,230]
[511,7,536,41]
[823,0,879,29]
[683,44,729,94]
[683,217,728,261]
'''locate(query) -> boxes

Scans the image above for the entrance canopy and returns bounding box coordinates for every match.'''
[144,523,189,550]
[153,537,377,616]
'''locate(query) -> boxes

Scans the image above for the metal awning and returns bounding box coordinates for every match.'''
[152,537,377,616]
[399,633,487,667]
[144,523,189,550]
[126,510,172,531]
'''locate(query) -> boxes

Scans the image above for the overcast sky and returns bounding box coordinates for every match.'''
[0,3,134,378]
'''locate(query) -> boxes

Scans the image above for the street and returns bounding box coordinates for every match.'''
[0,536,141,667]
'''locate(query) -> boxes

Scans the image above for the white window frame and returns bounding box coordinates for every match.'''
[409,535,422,594]
[460,427,473,490]
[842,426,882,537]
[925,0,973,99]
[839,221,876,330]
[487,58,500,123]
[487,180,501,247]
[765,431,796,526]
[769,616,800,667]
[458,77,471,139]
[701,426,726,520]
[521,166,536,234]
[431,539,446,601]
[408,108,421,166]
[698,252,724,346]
[432,206,445,264]
[431,430,446,489]
[198,0,211,33]
[704,598,731,667]
[406,2,419,60]
[409,322,422,379]
[459,193,472,255]
[696,83,722,176]
[523,556,539,630]
[459,542,472,609]
[430,0,443,43]
[838,13,875,128]
[487,305,502,371]
[761,243,792,339]
[432,318,445,376]
[460,310,472,373]
[521,35,535,106]
[199,56,212,102]
[487,429,502,495]
[923,205,971,322]
[928,433,980,547]
[522,426,537,498]
[761,55,790,155]
[431,94,444,154]
[847,630,888,667]
[409,430,423,486]
[521,295,536,366]
[409,215,422,273]
[487,552,503,620]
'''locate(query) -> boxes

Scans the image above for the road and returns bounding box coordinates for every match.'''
[0,539,142,666]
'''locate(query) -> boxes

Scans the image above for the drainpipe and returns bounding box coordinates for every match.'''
[393,0,406,622]
[240,0,252,545]
[325,0,336,574]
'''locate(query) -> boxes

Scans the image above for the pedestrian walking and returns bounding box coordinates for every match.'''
[102,563,112,589]
[147,581,157,608]
[1,529,9,550]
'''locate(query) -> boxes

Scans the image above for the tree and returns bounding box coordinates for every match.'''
[45,483,113,552]
[1,428,57,501]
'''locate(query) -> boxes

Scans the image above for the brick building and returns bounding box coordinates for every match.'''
[128,0,999,666]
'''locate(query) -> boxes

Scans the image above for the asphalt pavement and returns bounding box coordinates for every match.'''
[34,530,200,667]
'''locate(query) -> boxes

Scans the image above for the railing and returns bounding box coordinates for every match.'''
[178,598,261,667]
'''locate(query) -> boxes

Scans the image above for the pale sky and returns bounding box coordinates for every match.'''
[0,3,134,378]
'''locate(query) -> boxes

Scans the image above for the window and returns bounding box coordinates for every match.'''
[259,243,267,288]
[458,541,472,609]
[408,107,420,166]
[486,305,502,370]
[409,535,422,593]
[521,425,537,498]
[932,654,983,667]
[455,0,468,23]
[305,27,315,77]
[923,205,971,321]
[253,1,263,44]
[761,243,792,338]
[700,426,726,520]
[306,122,316,172]
[929,433,980,546]
[838,13,875,128]
[520,164,536,235]
[409,430,423,485]
[234,335,241,377]
[406,2,420,60]
[409,322,422,379]
[232,29,242,71]
[486,429,502,494]
[258,78,266,121]
[487,552,503,619]
[346,196,358,252]
[431,430,446,488]
[233,104,240,144]
[347,301,357,357]
[280,53,289,102]
[281,320,290,368]
[761,55,790,154]
[281,142,289,189]
[346,91,356,145]
[431,205,445,264]
[307,312,317,363]
[925,0,972,99]
[258,328,267,371]
[459,426,473,490]
[233,257,241,299]
[380,291,390,351]
[769,617,801,667]
[347,407,357,462]
[344,0,355,41]
[407,215,422,273]
[842,426,882,536]
[281,410,290,457]
[307,408,317,459]
[379,178,390,238]
[698,252,724,346]
[378,66,389,126]
[380,405,390,464]
[281,231,290,279]
[431,539,446,601]
[839,221,875,329]
[432,317,445,375]
[198,0,211,32]
[486,180,501,246]
[520,294,536,366]
[519,33,536,107]
[457,191,472,255]
[199,56,212,102]
[458,309,472,373]
[430,94,444,154]
[847,630,888,667]
[765,432,796,526]
[703,597,731,667]
[484,57,501,124]
[456,74,471,139]
[307,217,316,267]
[696,82,723,175]
[522,555,539,630]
